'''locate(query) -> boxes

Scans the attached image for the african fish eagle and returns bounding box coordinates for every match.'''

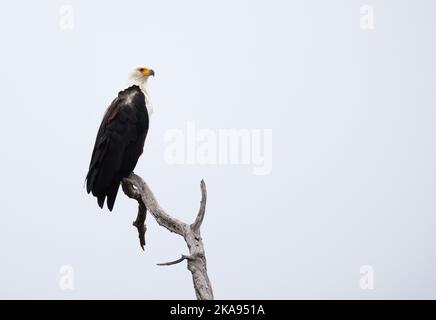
[86,67,154,211]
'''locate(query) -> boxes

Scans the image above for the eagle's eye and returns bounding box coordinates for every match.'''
[138,68,145,72]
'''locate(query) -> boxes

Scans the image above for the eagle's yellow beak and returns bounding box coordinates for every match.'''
[141,68,155,77]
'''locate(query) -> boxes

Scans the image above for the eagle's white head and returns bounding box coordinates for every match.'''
[127,66,155,116]
[128,67,155,83]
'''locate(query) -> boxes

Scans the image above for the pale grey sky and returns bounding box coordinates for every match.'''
[0,0,435,299]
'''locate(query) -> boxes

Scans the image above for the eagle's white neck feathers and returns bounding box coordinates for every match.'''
[126,74,153,117]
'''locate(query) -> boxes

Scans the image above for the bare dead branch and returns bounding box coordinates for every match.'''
[132,203,147,250]
[123,174,186,235]
[157,254,192,266]
[122,179,147,250]
[191,179,207,237]
[121,173,214,300]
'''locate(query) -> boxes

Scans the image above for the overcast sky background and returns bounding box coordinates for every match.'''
[0,0,435,299]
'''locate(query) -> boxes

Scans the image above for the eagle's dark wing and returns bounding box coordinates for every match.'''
[86,85,149,211]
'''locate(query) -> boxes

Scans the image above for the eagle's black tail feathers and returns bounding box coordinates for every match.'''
[97,194,105,209]
[86,166,121,212]
[106,182,121,212]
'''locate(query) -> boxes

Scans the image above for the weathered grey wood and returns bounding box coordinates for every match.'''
[132,202,146,250]
[121,173,214,300]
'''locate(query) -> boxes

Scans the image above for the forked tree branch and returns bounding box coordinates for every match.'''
[121,173,214,300]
